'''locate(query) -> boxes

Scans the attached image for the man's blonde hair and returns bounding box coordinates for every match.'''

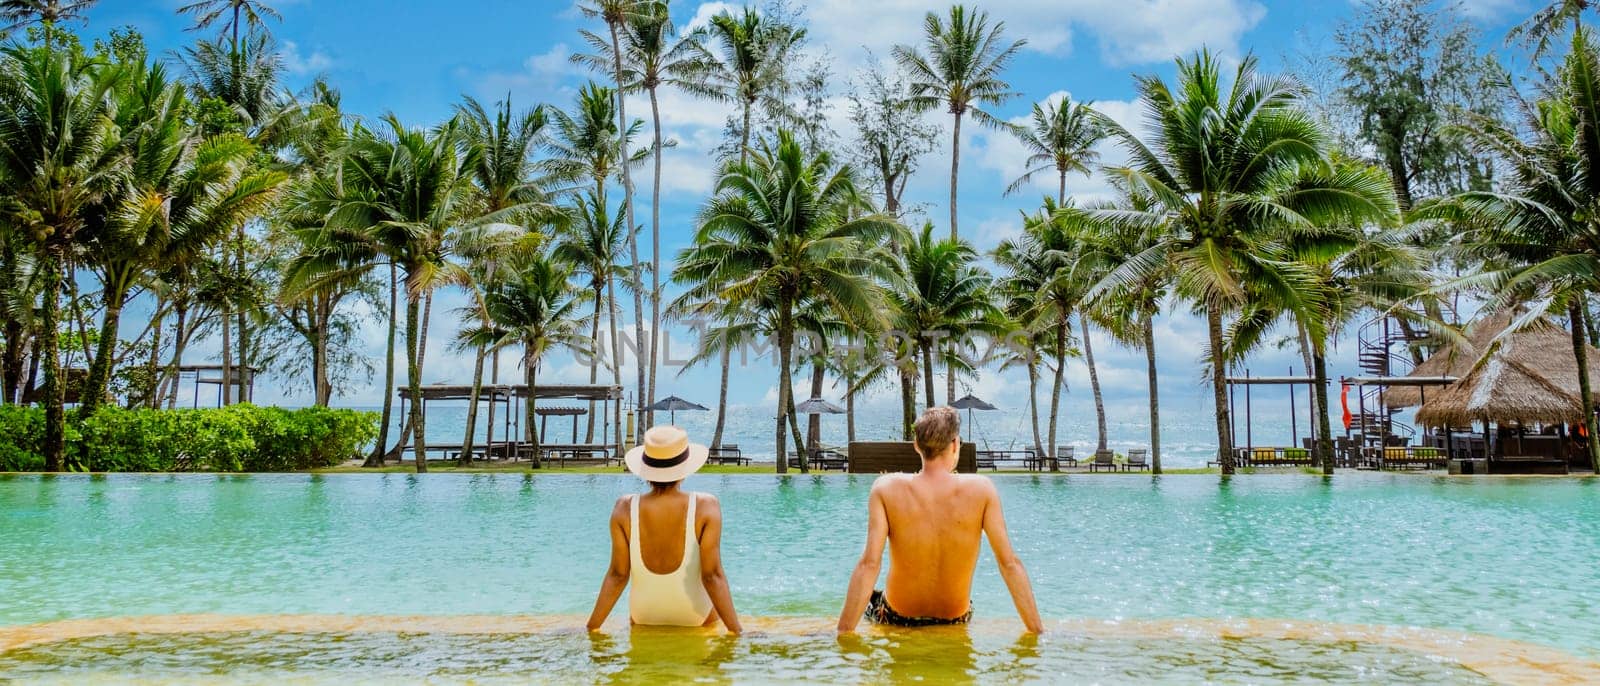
[913,406,961,459]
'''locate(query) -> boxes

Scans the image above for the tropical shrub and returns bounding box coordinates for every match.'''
[0,406,378,472]
[0,405,45,471]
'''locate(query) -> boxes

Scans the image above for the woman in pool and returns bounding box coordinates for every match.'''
[585,425,743,633]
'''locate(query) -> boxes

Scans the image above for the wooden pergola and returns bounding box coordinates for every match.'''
[396,383,624,464]
[180,364,262,407]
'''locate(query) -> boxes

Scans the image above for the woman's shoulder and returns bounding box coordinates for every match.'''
[691,491,721,514]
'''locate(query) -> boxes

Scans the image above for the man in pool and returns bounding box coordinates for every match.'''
[837,406,1045,633]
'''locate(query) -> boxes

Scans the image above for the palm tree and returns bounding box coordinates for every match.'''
[459,249,585,462]
[575,0,701,428]
[996,200,1084,471]
[674,130,897,472]
[893,4,1025,240]
[1008,95,1115,451]
[456,95,555,461]
[1070,178,1174,473]
[178,0,281,51]
[1007,96,1104,203]
[679,6,804,448]
[1086,51,1399,474]
[79,59,287,416]
[543,82,635,203]
[577,0,650,436]
[891,223,1000,408]
[1509,0,1592,59]
[553,189,630,447]
[296,115,476,473]
[0,0,96,42]
[1436,30,1600,468]
[0,44,124,470]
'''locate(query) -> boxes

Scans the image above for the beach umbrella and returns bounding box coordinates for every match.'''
[950,394,999,448]
[647,395,709,424]
[795,397,845,415]
[793,396,846,458]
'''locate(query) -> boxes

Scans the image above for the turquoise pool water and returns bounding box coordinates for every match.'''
[1,473,1596,682]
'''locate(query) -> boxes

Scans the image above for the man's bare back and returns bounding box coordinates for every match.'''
[837,407,1044,633]
[874,472,989,618]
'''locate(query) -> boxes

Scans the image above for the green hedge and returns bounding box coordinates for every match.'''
[0,405,378,472]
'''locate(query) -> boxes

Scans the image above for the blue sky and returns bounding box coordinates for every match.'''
[79,0,1537,424]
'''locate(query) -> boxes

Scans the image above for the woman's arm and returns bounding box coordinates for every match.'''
[836,481,889,633]
[980,480,1044,633]
[585,496,631,631]
[696,494,743,634]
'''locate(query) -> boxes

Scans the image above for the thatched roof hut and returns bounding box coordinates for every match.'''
[1414,355,1585,427]
[1387,309,1600,409]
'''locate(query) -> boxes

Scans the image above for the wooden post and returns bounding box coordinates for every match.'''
[1288,367,1298,447]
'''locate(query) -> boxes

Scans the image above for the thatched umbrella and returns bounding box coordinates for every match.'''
[1388,310,1600,408]
[1414,357,1586,428]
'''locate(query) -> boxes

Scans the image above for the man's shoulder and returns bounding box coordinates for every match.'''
[869,473,912,491]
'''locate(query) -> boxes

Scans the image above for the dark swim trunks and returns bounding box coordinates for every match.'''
[864,590,972,626]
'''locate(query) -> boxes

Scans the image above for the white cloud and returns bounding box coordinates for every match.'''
[794,0,1267,68]
[471,43,581,100]
[281,40,333,75]
[1450,0,1525,21]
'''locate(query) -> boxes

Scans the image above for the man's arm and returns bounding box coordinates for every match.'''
[980,480,1044,633]
[836,480,890,632]
[696,494,743,634]
[585,497,631,631]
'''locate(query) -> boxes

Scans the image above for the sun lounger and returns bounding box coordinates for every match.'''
[1055,445,1076,468]
[708,444,748,465]
[1124,448,1148,472]
[1088,449,1116,473]
[847,441,977,473]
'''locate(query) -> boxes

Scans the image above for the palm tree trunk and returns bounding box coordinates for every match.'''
[460,346,485,468]
[607,279,623,461]
[1080,311,1107,452]
[220,301,232,405]
[647,85,664,430]
[900,365,916,440]
[313,297,332,406]
[142,297,165,408]
[1143,312,1162,474]
[165,302,190,410]
[2,240,23,404]
[1048,315,1066,469]
[586,287,601,443]
[1570,301,1600,471]
[921,342,936,408]
[711,346,730,449]
[367,263,398,467]
[1206,303,1235,474]
[38,251,64,472]
[807,360,824,452]
[525,353,540,466]
[608,22,647,442]
[1312,337,1334,476]
[846,372,857,444]
[1297,323,1319,426]
[711,101,753,452]
[1028,357,1044,459]
[774,301,793,474]
[949,111,962,241]
[945,352,956,405]
[80,269,131,416]
[406,291,427,474]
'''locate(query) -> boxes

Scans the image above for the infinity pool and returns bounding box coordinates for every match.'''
[1,473,1596,683]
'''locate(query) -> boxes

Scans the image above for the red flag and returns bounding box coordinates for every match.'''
[1340,384,1353,430]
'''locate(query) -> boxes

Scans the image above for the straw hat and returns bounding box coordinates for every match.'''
[624,425,709,483]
